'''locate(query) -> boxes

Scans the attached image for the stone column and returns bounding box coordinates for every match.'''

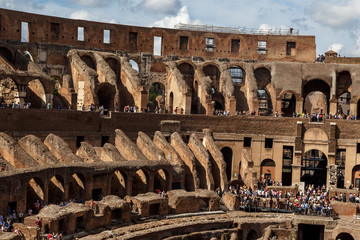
[350,99,357,118]
[329,98,338,115]
[296,98,304,114]
[126,172,133,196]
[148,172,155,193]
[85,175,94,200]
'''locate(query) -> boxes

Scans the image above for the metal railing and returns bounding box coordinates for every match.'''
[174,23,299,35]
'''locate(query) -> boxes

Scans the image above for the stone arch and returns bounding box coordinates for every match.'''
[203,64,221,92]
[154,169,167,191]
[69,173,86,201]
[301,149,328,187]
[129,59,139,72]
[148,82,165,111]
[221,147,233,182]
[304,128,328,142]
[337,71,352,97]
[97,82,116,110]
[26,177,44,211]
[109,170,127,198]
[80,54,96,71]
[228,65,245,84]
[246,230,259,240]
[132,169,149,196]
[254,67,271,88]
[303,79,330,114]
[0,46,14,65]
[352,165,360,188]
[105,57,121,76]
[257,88,272,116]
[150,62,167,73]
[178,62,195,90]
[48,175,65,204]
[335,232,354,240]
[0,77,19,105]
[25,79,47,108]
[279,90,299,117]
[260,159,275,181]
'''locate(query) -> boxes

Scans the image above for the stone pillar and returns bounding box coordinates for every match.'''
[43,180,49,205]
[148,172,155,193]
[85,175,94,200]
[184,93,192,115]
[126,172,133,196]
[225,95,236,115]
[350,100,357,118]
[329,98,338,115]
[292,121,303,186]
[328,164,337,190]
[64,180,70,201]
[166,170,173,191]
[296,99,304,114]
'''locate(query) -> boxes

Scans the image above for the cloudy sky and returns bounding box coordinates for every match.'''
[1,0,360,57]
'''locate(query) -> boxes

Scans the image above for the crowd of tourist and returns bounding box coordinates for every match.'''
[215,180,360,217]
[273,111,356,122]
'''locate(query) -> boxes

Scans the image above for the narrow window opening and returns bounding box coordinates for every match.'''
[265,138,273,148]
[244,137,252,148]
[103,29,110,44]
[153,36,162,56]
[357,143,360,154]
[77,27,84,41]
[50,23,60,40]
[21,22,29,42]
[205,38,214,52]
[76,136,85,148]
[180,36,188,50]
[231,39,240,52]
[286,42,296,56]
[101,136,110,147]
[129,32,138,47]
[258,41,267,54]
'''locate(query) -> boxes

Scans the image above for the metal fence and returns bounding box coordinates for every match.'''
[174,23,299,35]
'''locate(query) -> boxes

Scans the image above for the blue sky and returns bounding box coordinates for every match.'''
[1,0,360,57]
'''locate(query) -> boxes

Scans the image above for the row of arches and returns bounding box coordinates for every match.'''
[25,168,169,212]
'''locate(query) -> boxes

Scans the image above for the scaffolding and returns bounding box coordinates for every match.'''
[174,23,299,36]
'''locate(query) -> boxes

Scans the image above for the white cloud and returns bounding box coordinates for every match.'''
[153,5,201,28]
[327,43,343,53]
[69,10,98,21]
[306,0,360,28]
[74,0,112,7]
[140,0,181,15]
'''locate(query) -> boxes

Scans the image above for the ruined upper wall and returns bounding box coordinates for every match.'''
[0,8,316,63]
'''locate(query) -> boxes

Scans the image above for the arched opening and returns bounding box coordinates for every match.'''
[0,47,14,65]
[221,147,233,182]
[105,57,120,76]
[337,71,352,97]
[228,66,244,84]
[336,232,355,240]
[281,92,296,117]
[352,165,360,188]
[177,63,194,90]
[110,170,127,198]
[154,169,167,192]
[129,59,139,72]
[214,100,224,112]
[169,92,174,113]
[301,150,328,187]
[26,177,44,212]
[337,92,351,115]
[0,78,19,105]
[69,173,85,202]
[258,88,272,116]
[254,67,271,88]
[48,175,65,204]
[81,55,96,71]
[25,79,47,108]
[246,230,259,240]
[261,159,276,182]
[148,82,165,112]
[132,169,148,196]
[97,83,115,110]
[303,79,330,114]
[203,64,220,92]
